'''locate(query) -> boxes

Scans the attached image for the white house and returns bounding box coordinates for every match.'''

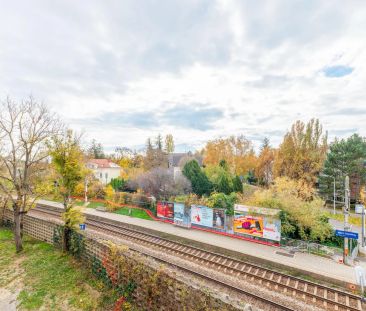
[87,159,121,185]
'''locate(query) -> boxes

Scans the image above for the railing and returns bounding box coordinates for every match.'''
[281,237,343,258]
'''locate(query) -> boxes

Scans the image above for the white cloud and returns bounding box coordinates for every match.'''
[0,0,365,152]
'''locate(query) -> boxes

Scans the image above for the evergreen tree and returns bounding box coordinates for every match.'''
[232,175,243,193]
[319,134,366,202]
[155,134,163,150]
[182,160,212,196]
[217,173,232,195]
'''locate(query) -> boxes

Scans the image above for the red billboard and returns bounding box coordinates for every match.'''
[157,202,174,220]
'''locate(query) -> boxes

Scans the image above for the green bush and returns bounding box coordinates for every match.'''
[207,192,237,215]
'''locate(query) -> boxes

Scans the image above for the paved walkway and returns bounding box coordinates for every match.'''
[36,200,364,285]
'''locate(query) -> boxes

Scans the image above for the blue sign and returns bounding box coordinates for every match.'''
[79,224,86,231]
[335,230,358,239]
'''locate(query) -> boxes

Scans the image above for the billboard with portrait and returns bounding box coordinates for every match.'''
[263,217,281,241]
[174,203,191,228]
[191,205,213,227]
[212,208,225,230]
[157,201,174,220]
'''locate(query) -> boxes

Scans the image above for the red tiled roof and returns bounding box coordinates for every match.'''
[88,159,120,169]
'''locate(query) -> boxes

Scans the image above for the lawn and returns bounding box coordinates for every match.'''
[86,201,106,209]
[114,207,152,220]
[325,212,362,227]
[0,227,120,310]
[74,200,87,206]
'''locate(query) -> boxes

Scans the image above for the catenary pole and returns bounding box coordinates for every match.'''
[344,176,350,265]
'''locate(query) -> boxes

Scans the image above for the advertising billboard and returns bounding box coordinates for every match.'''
[157,201,174,220]
[263,217,281,241]
[233,204,281,241]
[174,203,191,228]
[191,205,213,227]
[234,212,263,237]
[212,208,225,230]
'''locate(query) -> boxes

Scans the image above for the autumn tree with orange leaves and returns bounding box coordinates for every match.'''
[203,135,257,177]
[273,119,327,187]
[255,138,275,187]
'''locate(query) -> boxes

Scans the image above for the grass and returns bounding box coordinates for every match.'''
[325,212,362,226]
[74,200,87,207]
[0,227,120,310]
[86,201,106,209]
[114,207,152,220]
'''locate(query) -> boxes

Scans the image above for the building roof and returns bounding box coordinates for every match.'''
[168,153,187,167]
[168,152,203,167]
[88,159,121,169]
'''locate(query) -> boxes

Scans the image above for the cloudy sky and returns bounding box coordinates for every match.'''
[0,1,365,152]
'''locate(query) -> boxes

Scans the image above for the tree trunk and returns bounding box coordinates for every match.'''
[20,213,24,238]
[13,208,23,253]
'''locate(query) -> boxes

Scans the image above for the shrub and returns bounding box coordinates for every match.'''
[206,192,237,215]
[245,177,333,242]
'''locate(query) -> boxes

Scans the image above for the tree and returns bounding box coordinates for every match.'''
[155,133,163,150]
[203,135,257,176]
[0,97,60,252]
[110,177,126,191]
[136,167,191,199]
[205,163,234,194]
[274,119,327,186]
[247,177,332,241]
[255,138,275,186]
[182,160,212,196]
[207,192,237,215]
[143,136,167,170]
[164,134,175,153]
[48,129,85,251]
[88,139,105,159]
[232,175,243,193]
[319,134,366,202]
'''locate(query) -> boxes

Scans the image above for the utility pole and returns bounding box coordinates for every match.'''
[344,176,350,265]
[84,177,88,203]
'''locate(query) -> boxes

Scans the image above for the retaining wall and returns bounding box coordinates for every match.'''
[1,208,250,311]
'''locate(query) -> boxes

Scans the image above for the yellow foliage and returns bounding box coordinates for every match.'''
[62,206,85,230]
[203,135,257,176]
[244,177,332,241]
[118,158,132,169]
[73,182,85,197]
[273,119,327,187]
[104,185,114,201]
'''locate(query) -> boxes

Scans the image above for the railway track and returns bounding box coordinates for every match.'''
[31,205,364,311]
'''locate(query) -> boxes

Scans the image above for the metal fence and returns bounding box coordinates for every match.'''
[281,238,343,258]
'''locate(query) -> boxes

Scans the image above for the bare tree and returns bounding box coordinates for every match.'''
[0,97,61,252]
[136,167,191,199]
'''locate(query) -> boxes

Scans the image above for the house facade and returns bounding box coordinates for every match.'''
[87,159,121,185]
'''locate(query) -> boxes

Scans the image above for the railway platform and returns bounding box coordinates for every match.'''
[36,199,365,287]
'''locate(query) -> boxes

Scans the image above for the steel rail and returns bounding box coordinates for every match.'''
[31,205,363,311]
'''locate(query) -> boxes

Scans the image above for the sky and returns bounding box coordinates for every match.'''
[0,1,365,153]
